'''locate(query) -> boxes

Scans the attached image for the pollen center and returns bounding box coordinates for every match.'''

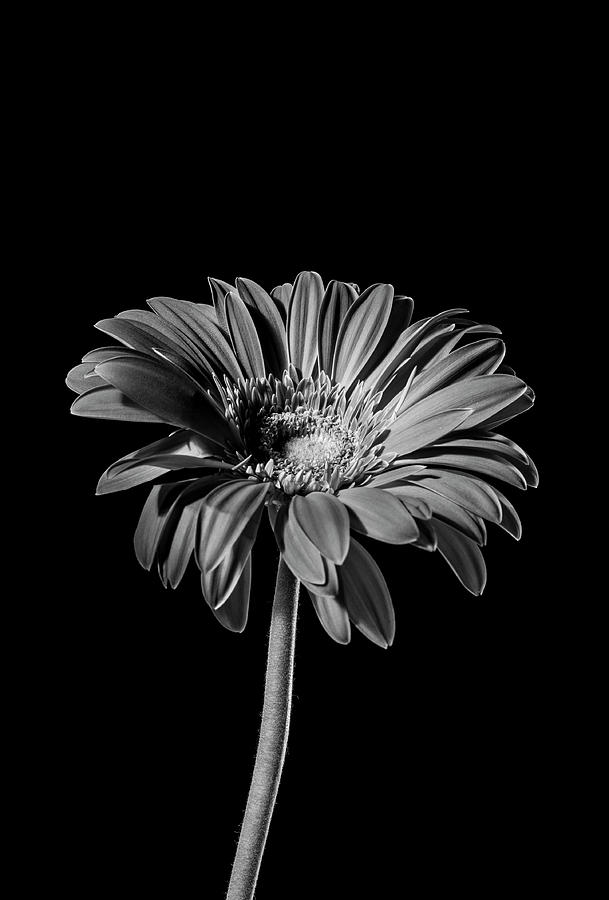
[219,370,395,494]
[281,432,345,468]
[257,410,359,489]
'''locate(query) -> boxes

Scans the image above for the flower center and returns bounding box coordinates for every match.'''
[257,411,359,485]
[215,369,399,494]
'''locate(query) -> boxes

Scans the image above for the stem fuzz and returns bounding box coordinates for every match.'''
[226,559,300,900]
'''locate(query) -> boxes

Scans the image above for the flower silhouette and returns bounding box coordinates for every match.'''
[68,273,536,645]
[67,273,536,898]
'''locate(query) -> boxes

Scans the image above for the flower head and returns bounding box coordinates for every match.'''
[68,273,537,646]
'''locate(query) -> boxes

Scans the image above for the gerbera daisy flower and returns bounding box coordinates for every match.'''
[67,272,536,898]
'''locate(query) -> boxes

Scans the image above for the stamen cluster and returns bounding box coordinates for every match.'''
[214,366,401,494]
[259,410,359,484]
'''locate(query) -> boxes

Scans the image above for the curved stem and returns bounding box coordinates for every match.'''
[226,559,300,900]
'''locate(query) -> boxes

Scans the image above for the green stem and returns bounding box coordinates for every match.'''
[226,559,300,900]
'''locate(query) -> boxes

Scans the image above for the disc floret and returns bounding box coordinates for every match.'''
[214,367,401,494]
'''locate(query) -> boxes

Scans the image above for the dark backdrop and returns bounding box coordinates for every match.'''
[47,164,557,898]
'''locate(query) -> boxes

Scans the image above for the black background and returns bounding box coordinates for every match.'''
[41,84,565,897]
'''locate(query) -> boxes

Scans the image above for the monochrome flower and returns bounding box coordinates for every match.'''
[68,273,537,646]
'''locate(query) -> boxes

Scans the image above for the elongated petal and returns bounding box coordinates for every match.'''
[317,280,357,375]
[432,432,529,463]
[95,315,210,385]
[364,308,468,396]
[433,519,487,595]
[99,456,233,496]
[287,271,325,377]
[71,385,165,422]
[339,538,395,648]
[404,339,506,408]
[97,461,171,494]
[114,309,212,377]
[95,316,185,358]
[129,430,220,461]
[526,455,539,488]
[413,519,437,551]
[197,480,270,575]
[306,558,339,599]
[338,488,419,544]
[272,505,338,597]
[210,555,251,632]
[428,433,538,486]
[383,408,473,456]
[396,375,527,433]
[207,277,235,302]
[277,503,326,584]
[332,283,394,387]
[65,363,106,394]
[202,524,258,608]
[396,493,433,520]
[147,297,243,382]
[96,431,224,495]
[388,484,485,543]
[133,482,192,570]
[308,590,351,644]
[352,295,414,387]
[162,496,204,588]
[95,354,234,445]
[225,289,266,378]
[236,277,288,374]
[94,316,173,355]
[290,492,350,564]
[81,346,126,363]
[415,324,503,371]
[480,386,535,429]
[491,487,522,540]
[195,300,220,326]
[207,276,234,335]
[397,451,527,489]
[270,283,292,316]
[154,478,227,584]
[365,465,428,488]
[476,516,488,547]
[405,469,502,523]
[123,453,233,472]
[377,327,457,405]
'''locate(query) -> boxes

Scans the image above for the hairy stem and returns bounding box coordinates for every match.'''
[226,559,300,900]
